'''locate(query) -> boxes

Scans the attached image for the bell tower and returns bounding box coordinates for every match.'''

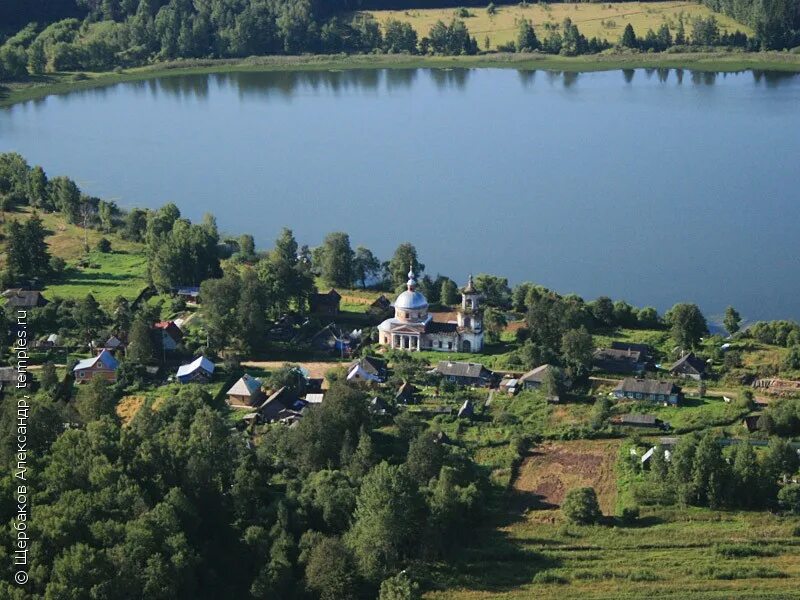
[458,274,482,332]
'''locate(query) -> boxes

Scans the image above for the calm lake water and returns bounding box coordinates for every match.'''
[2,68,799,322]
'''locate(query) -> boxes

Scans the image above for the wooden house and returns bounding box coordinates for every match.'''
[154,321,183,351]
[310,289,341,315]
[669,353,709,381]
[226,374,264,407]
[593,347,650,375]
[73,349,119,384]
[434,361,494,387]
[347,356,388,383]
[176,356,215,384]
[3,290,48,309]
[613,378,682,406]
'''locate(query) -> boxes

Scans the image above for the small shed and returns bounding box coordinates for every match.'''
[176,356,215,384]
[457,399,474,419]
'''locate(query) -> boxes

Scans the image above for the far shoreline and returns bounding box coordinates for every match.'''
[2,50,799,108]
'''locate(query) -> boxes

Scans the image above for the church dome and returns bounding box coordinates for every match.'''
[394,264,428,311]
[395,289,428,310]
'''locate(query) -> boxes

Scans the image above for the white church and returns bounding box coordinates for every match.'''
[378,267,484,353]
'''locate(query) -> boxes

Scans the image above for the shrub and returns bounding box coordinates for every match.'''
[96,237,112,253]
[619,505,640,524]
[562,487,601,525]
[532,571,568,584]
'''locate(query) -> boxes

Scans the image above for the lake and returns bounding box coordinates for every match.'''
[2,67,799,323]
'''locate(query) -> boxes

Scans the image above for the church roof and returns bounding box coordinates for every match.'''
[394,289,428,310]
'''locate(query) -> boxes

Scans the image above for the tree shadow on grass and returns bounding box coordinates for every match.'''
[58,269,138,284]
[421,491,563,594]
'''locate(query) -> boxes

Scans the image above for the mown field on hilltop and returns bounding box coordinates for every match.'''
[366,2,751,49]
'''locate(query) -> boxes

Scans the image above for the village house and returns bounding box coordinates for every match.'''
[309,323,360,355]
[518,364,556,390]
[310,289,341,315]
[0,367,17,393]
[612,413,663,428]
[176,356,215,384]
[175,286,200,304]
[370,396,390,416]
[226,374,264,407]
[610,341,654,362]
[669,352,709,380]
[252,386,304,423]
[378,269,484,353]
[3,290,48,308]
[434,361,494,387]
[73,349,119,383]
[742,415,762,433]
[457,399,474,419]
[498,376,519,395]
[37,333,60,349]
[154,321,183,351]
[368,294,392,317]
[347,356,389,383]
[395,381,418,404]
[103,335,125,353]
[593,347,651,375]
[613,378,682,406]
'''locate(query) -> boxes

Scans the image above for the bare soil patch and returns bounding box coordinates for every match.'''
[512,440,620,514]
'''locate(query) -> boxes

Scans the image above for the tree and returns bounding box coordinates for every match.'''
[389,243,424,290]
[724,306,741,336]
[74,294,105,341]
[353,246,381,288]
[127,315,156,364]
[517,18,539,51]
[589,296,615,327]
[777,484,800,514]
[239,234,256,258]
[305,536,360,600]
[560,326,594,376]
[76,377,118,423]
[405,432,445,486]
[675,15,686,45]
[40,361,59,393]
[483,307,507,343]
[379,571,420,600]
[474,274,511,307]
[319,232,354,288]
[731,442,763,509]
[440,278,459,305]
[691,432,728,508]
[4,215,51,280]
[346,462,424,580]
[665,303,708,351]
[562,487,601,524]
[620,23,638,48]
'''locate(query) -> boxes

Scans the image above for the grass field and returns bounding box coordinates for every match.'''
[367,2,752,50]
[1,208,150,304]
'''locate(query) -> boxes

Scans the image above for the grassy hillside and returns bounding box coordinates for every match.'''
[367,2,752,49]
[1,207,149,303]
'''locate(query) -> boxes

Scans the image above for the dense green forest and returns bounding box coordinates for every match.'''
[0,0,796,82]
[700,0,800,48]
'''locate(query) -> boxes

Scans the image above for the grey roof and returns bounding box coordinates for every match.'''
[457,399,474,417]
[3,290,47,308]
[428,321,458,333]
[594,347,644,363]
[618,413,658,425]
[615,378,679,396]
[227,374,262,397]
[436,361,489,379]
[670,353,708,374]
[351,356,387,377]
[610,341,653,356]
[519,364,553,384]
[0,367,16,382]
